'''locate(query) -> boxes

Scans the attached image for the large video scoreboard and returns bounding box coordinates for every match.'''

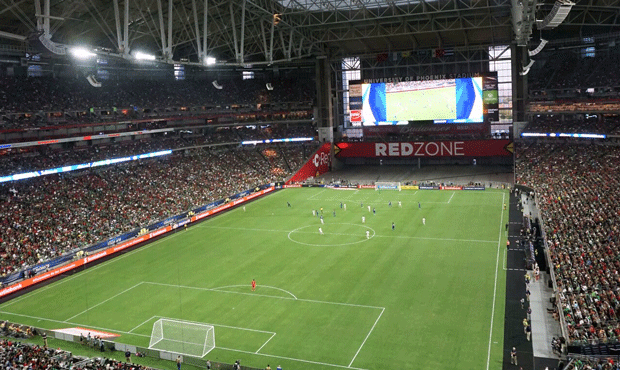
[348,73,498,126]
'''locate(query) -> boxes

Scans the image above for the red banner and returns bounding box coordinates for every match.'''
[335,140,512,158]
[286,143,331,184]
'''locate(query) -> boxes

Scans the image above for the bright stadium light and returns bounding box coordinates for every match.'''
[135,51,156,61]
[205,56,216,65]
[69,47,96,59]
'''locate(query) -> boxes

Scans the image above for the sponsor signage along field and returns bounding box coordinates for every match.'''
[335,140,512,158]
[0,187,275,298]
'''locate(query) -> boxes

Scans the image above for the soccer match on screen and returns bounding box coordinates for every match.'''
[0,1,616,370]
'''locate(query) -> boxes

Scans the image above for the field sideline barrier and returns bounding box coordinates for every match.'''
[0,186,275,299]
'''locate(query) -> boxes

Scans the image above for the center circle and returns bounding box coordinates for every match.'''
[287,223,376,247]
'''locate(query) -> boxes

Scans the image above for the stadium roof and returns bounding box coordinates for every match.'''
[0,0,619,65]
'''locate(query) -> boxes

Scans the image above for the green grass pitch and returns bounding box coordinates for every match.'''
[386,87,457,121]
[0,187,507,370]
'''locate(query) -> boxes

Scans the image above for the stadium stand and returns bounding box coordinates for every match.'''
[0,139,318,280]
[516,141,620,349]
[523,114,620,135]
[0,77,314,129]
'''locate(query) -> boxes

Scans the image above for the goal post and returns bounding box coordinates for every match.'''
[148,318,215,358]
[375,181,401,191]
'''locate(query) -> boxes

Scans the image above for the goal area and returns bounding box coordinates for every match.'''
[375,182,401,191]
[148,318,215,358]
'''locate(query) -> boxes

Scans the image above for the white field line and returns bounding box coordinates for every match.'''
[255,332,276,353]
[129,315,157,333]
[144,281,385,310]
[448,191,455,203]
[65,282,143,321]
[217,345,367,370]
[503,248,507,271]
[486,192,505,370]
[0,310,148,338]
[306,188,328,200]
[0,312,367,370]
[211,284,297,300]
[0,225,193,309]
[154,316,275,335]
[348,307,385,368]
[197,225,496,244]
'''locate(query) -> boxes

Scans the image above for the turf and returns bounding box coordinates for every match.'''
[0,187,507,370]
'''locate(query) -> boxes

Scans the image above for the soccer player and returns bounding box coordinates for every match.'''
[287,202,291,207]
[333,210,336,217]
[418,202,421,209]
[320,207,323,214]
[392,222,395,230]
[422,217,426,225]
[320,215,324,224]
[319,227,324,235]
[372,207,376,215]
[251,279,256,291]
[362,216,365,224]
[368,205,371,212]
[388,201,392,207]
[343,203,347,211]
[340,202,343,208]
[312,209,316,216]
[243,206,246,212]
[398,201,402,207]
[366,230,370,239]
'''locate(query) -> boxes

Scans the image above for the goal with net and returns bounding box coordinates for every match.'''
[375,181,401,191]
[148,318,215,358]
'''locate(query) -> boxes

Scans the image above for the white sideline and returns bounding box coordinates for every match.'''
[348,307,384,367]
[65,282,144,321]
[486,192,505,370]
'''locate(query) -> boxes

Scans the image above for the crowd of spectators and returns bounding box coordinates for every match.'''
[0,140,318,279]
[0,123,316,177]
[523,115,620,135]
[516,141,620,346]
[0,76,314,129]
[0,338,157,370]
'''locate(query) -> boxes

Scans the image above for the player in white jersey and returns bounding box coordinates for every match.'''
[422,217,426,225]
[362,216,366,224]
[398,201,402,207]
[319,227,324,235]
[366,230,370,239]
[368,205,371,212]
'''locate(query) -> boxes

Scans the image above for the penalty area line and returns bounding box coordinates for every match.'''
[255,332,276,354]
[348,307,384,368]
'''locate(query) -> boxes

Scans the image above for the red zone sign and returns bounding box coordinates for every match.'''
[335,140,513,158]
[286,142,331,184]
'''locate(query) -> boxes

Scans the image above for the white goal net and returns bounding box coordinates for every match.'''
[148,318,215,358]
[375,182,401,191]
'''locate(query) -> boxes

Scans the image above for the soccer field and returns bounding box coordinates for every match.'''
[0,187,507,370]
[387,87,457,121]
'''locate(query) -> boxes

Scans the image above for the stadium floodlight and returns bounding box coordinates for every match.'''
[69,47,96,59]
[204,56,216,65]
[135,51,156,61]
